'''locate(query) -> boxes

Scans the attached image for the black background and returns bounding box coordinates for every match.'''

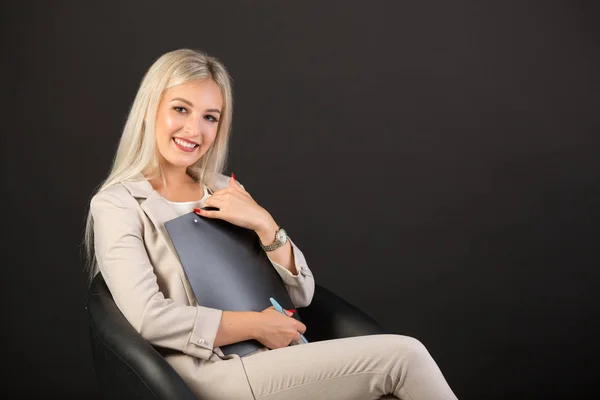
[2,1,599,399]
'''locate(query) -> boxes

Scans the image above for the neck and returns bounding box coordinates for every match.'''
[149,164,197,189]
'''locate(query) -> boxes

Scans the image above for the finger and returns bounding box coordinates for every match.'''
[206,191,238,207]
[193,208,218,219]
[203,196,227,208]
[233,175,247,192]
[295,321,307,334]
[229,174,239,190]
[209,187,233,197]
[212,189,250,203]
[293,332,301,342]
[213,180,250,199]
[230,174,251,196]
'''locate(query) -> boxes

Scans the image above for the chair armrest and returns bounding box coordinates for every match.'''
[296,284,386,342]
[86,274,199,400]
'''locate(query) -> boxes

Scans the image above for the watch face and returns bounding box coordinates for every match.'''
[276,228,287,243]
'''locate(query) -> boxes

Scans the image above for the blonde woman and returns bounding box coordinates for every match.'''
[83,48,458,400]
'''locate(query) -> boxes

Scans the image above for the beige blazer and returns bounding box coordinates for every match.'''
[90,172,315,396]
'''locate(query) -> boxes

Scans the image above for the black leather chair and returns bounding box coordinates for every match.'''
[85,273,386,399]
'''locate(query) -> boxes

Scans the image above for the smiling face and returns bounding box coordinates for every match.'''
[154,79,223,172]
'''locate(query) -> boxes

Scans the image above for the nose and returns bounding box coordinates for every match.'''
[184,114,204,138]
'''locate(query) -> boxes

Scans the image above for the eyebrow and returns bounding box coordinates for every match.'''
[170,97,221,114]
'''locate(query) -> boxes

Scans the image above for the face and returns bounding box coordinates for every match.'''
[154,79,223,171]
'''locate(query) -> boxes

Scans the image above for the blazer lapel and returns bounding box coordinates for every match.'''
[120,176,180,258]
[119,172,231,258]
[119,171,233,306]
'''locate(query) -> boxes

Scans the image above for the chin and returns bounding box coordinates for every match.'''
[160,153,198,168]
[173,159,200,169]
[158,145,206,169]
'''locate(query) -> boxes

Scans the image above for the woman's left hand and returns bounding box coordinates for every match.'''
[194,174,275,233]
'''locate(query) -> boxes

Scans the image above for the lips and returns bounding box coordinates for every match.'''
[173,137,199,152]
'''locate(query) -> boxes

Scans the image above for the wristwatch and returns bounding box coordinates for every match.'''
[260,227,288,252]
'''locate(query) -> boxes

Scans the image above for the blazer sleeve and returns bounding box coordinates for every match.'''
[267,239,315,308]
[90,190,222,361]
[234,180,315,308]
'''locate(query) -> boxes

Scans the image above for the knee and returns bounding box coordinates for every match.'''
[388,335,432,363]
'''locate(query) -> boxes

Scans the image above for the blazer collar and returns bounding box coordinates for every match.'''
[120,174,154,200]
[118,174,184,271]
[117,171,231,280]
[120,171,228,201]
[120,173,178,234]
[119,171,230,230]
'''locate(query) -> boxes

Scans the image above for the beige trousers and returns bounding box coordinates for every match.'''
[239,334,458,400]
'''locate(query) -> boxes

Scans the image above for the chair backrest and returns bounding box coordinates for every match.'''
[298,284,386,342]
[85,271,384,399]
[85,273,199,400]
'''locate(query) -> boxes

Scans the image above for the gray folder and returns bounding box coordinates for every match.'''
[164,212,299,357]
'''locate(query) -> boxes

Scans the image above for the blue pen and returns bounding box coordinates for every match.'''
[269,297,309,344]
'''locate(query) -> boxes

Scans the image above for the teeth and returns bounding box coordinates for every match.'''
[174,138,197,149]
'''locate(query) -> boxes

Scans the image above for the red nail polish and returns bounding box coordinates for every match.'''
[193,208,202,214]
[288,309,296,314]
[232,172,236,181]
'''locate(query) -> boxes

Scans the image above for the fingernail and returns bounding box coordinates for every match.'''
[287,309,296,315]
[232,172,236,181]
[193,208,202,214]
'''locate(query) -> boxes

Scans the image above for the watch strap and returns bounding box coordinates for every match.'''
[260,227,287,252]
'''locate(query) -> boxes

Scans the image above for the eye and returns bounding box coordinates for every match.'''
[173,106,188,114]
[205,115,219,123]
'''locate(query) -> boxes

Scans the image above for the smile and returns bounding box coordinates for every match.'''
[173,137,199,152]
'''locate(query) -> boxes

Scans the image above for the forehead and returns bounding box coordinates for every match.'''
[162,79,223,107]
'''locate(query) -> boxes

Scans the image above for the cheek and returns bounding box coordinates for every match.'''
[162,114,179,134]
[204,123,219,142]
[157,112,182,138]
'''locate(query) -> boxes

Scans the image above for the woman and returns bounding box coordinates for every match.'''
[84,48,458,400]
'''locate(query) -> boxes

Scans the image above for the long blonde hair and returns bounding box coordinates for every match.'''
[82,48,234,282]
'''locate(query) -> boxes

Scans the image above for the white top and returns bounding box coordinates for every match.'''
[164,184,211,217]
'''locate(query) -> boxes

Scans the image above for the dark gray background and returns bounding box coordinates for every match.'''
[2,1,599,398]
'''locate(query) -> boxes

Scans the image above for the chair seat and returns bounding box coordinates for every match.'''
[86,273,386,399]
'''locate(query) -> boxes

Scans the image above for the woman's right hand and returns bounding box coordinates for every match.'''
[253,306,307,350]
